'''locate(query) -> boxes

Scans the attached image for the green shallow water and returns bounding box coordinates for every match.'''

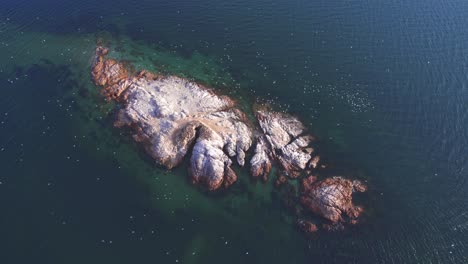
[1,0,467,263]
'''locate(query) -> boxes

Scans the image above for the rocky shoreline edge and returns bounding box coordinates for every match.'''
[91,45,368,233]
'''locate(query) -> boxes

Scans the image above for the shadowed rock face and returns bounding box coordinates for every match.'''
[91,45,368,231]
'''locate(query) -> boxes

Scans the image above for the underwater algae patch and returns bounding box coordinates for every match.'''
[90,44,368,233]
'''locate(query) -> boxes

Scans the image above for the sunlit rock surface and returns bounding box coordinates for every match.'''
[249,135,272,181]
[251,110,319,179]
[300,176,367,223]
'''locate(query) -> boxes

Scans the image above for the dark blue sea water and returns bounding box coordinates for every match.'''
[0,0,467,263]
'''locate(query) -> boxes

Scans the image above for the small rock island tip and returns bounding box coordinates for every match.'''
[91,45,368,233]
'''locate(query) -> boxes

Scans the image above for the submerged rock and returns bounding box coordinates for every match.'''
[274,175,288,188]
[297,219,318,234]
[300,176,367,223]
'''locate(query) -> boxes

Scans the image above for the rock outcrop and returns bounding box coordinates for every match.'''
[250,110,320,179]
[91,45,368,231]
[92,46,252,190]
[300,176,367,224]
[249,136,272,181]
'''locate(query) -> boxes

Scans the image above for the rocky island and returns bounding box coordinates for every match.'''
[91,45,368,232]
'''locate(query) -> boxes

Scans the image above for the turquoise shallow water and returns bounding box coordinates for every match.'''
[0,0,467,263]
